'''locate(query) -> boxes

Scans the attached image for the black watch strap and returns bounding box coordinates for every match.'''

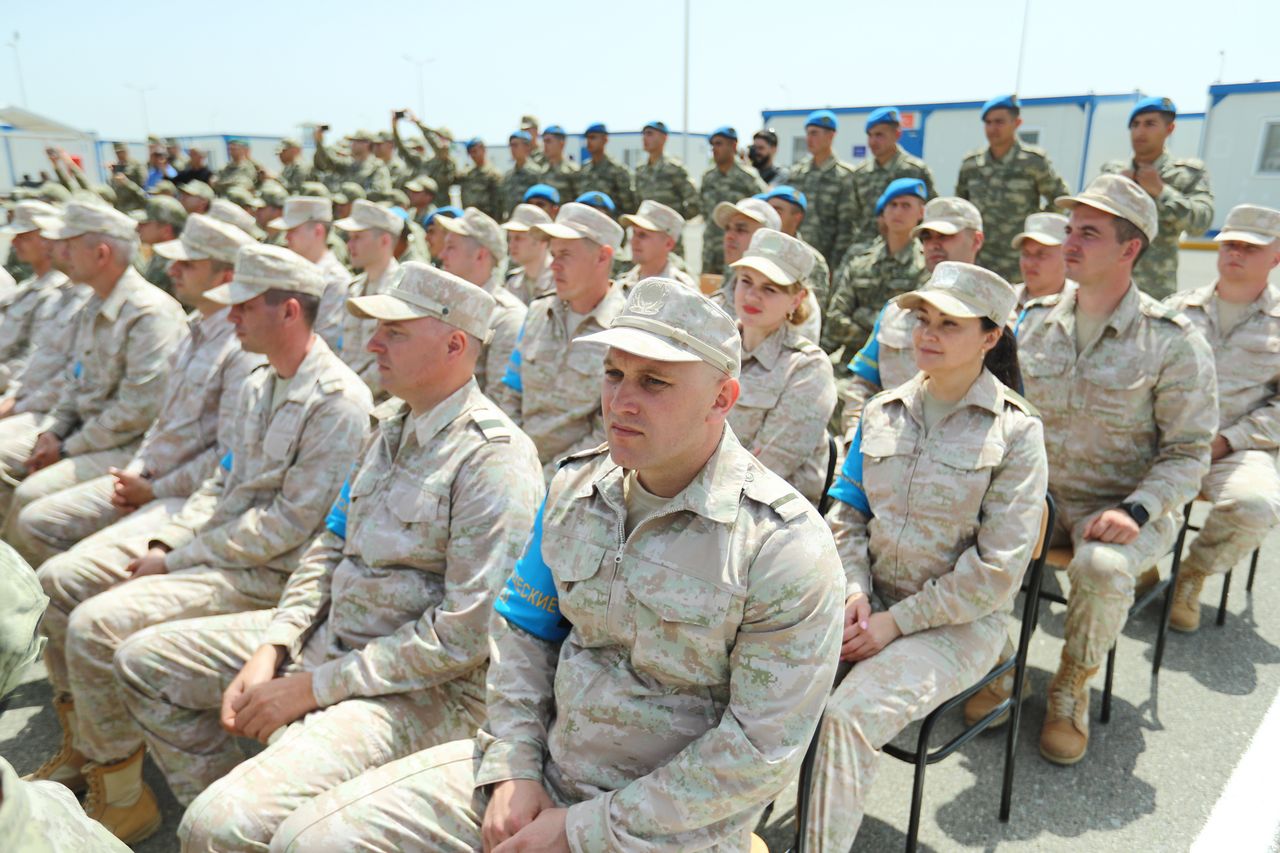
[1119,502,1149,527]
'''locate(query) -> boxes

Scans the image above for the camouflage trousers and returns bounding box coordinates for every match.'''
[10,472,124,569]
[36,497,186,695]
[974,245,1021,287]
[1183,450,1280,576]
[61,564,286,764]
[801,611,1006,853]
[1052,499,1179,668]
[701,226,725,278]
[113,611,486,852]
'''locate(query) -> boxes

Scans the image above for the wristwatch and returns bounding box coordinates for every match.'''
[1118,502,1149,527]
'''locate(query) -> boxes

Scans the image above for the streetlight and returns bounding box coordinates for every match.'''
[6,31,27,108]
[125,84,156,137]
[403,55,435,117]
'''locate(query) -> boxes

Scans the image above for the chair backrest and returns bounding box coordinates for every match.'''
[1019,494,1057,626]
[818,432,838,516]
[1033,494,1051,560]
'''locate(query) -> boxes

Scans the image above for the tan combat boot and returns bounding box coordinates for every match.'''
[22,694,87,793]
[962,661,1029,727]
[82,747,161,844]
[1169,565,1210,632]
[1134,566,1161,598]
[1039,651,1098,766]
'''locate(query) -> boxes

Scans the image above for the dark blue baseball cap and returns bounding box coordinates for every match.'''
[806,109,838,130]
[575,191,615,213]
[643,120,668,134]
[542,125,567,138]
[981,94,1019,118]
[865,107,901,131]
[1129,96,1177,123]
[524,183,560,204]
[758,185,808,213]
[875,177,927,215]
[509,130,532,143]
[710,126,738,142]
[425,206,464,225]
[585,123,608,135]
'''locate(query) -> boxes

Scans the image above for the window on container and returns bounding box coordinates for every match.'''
[1258,122,1280,174]
[1018,129,1041,146]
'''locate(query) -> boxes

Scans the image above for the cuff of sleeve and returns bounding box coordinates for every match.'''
[150,475,178,500]
[1219,424,1253,454]
[47,416,76,441]
[474,739,546,788]
[564,793,612,853]
[60,432,87,457]
[309,658,352,708]
[1126,490,1164,520]
[160,541,194,572]
[888,597,929,636]
[261,620,307,661]
[845,574,871,600]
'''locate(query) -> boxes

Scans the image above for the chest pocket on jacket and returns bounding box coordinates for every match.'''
[263,404,304,461]
[626,560,738,687]
[1080,362,1152,428]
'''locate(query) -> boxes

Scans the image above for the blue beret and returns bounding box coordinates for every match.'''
[865,107,901,131]
[509,130,532,143]
[464,137,483,150]
[1130,96,1177,123]
[542,125,567,138]
[806,109,838,130]
[575,191,615,213]
[425,206,464,226]
[389,206,410,222]
[875,178,927,215]
[524,183,560,204]
[643,120,668,134]
[981,94,1019,118]
[759,185,808,213]
[710,126,738,142]
[584,123,608,135]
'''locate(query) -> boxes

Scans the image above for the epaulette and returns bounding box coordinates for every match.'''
[470,408,512,442]
[505,265,525,282]
[1023,290,1063,311]
[1019,142,1050,159]
[1003,388,1040,418]
[1139,296,1190,328]
[556,442,610,469]
[744,468,809,523]
[1172,157,1206,171]
[793,337,825,357]
[319,375,347,394]
[961,147,985,162]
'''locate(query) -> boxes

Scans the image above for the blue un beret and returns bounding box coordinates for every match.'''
[758,186,808,213]
[865,107,901,131]
[1130,96,1177,123]
[575,191,615,213]
[425,206,464,226]
[584,123,608,135]
[643,120,669,134]
[524,183,560,204]
[710,125,738,142]
[509,130,532,143]
[981,94,1019,118]
[806,109,838,130]
[542,125,567,138]
[875,178,927,215]
[464,137,484,151]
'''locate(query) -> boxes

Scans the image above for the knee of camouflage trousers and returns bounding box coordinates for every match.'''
[1218,490,1280,535]
[1070,541,1136,600]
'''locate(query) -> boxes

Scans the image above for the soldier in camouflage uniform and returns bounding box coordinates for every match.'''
[789,110,859,270]
[117,265,542,850]
[699,126,767,275]
[847,107,937,258]
[491,203,625,475]
[578,122,637,215]
[312,128,392,197]
[634,120,699,220]
[107,143,146,197]
[394,112,458,204]
[133,195,187,295]
[335,201,404,396]
[1012,212,1070,308]
[501,203,555,304]
[810,264,1047,852]
[274,139,313,194]
[522,113,545,166]
[268,279,843,853]
[822,179,930,356]
[178,179,214,215]
[761,185,831,311]
[499,130,546,220]
[458,139,504,221]
[1100,97,1214,299]
[538,125,580,206]
[983,175,1216,766]
[0,202,71,393]
[371,129,413,190]
[956,95,1070,283]
[42,245,372,844]
[210,139,260,197]
[1159,205,1280,631]
[617,200,697,291]
[273,196,351,349]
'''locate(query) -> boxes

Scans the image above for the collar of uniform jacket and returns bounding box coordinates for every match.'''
[742,320,802,371]
[95,266,147,322]
[1042,279,1142,339]
[573,423,750,525]
[1181,279,1280,318]
[880,367,1006,425]
[411,377,482,448]
[548,279,626,331]
[282,337,340,405]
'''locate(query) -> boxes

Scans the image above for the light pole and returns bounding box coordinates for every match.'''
[681,0,690,166]
[126,84,156,137]
[403,55,435,117]
[1014,0,1031,95]
[7,31,27,108]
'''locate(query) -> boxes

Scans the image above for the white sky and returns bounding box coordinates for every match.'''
[4,0,1277,142]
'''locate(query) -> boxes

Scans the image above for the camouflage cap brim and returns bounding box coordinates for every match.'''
[205,279,271,306]
[1214,228,1277,247]
[729,255,800,286]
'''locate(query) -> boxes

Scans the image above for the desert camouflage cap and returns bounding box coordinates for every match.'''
[712,197,782,230]
[151,179,178,198]
[350,129,374,142]
[1056,173,1158,243]
[276,137,302,152]
[258,181,289,208]
[335,199,404,236]
[913,196,984,238]
[729,228,816,286]
[154,212,256,264]
[224,185,258,208]
[179,180,215,201]
[206,243,326,305]
[438,206,506,259]
[404,175,439,194]
[33,199,138,242]
[577,277,741,376]
[0,543,46,700]
[347,260,496,340]
[270,196,334,231]
[1011,212,1069,249]
[299,181,331,199]
[340,182,367,202]
[209,198,265,239]
[0,200,58,235]
[532,201,624,251]
[620,199,686,241]
[501,203,553,233]
[895,261,1016,329]
[1213,204,1280,247]
[137,195,188,229]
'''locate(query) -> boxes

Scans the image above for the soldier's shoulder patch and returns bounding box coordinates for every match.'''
[961,147,985,162]
[744,467,809,523]
[1002,388,1040,418]
[1140,297,1191,328]
[1024,291,1062,311]
[1172,157,1206,172]
[470,409,512,442]
[792,337,825,357]
[1020,142,1050,158]
[505,265,525,281]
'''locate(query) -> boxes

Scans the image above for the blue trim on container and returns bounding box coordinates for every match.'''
[2,135,15,186]
[1209,81,1280,108]
[762,92,1141,124]
[1078,97,1098,190]
[1179,112,1206,120]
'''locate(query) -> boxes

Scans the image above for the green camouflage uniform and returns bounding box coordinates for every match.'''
[499,161,547,221]
[313,145,393,197]
[459,164,503,221]
[578,154,637,214]
[382,155,414,190]
[847,147,937,259]
[541,159,580,205]
[955,141,1070,282]
[698,162,767,274]
[634,155,699,219]
[821,237,928,354]
[210,159,259,196]
[789,153,858,270]
[134,250,175,295]
[395,125,458,203]
[279,161,314,194]
[1100,152,1214,298]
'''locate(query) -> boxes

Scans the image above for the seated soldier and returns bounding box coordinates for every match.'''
[0,201,71,395]
[25,245,373,843]
[334,200,403,397]
[617,200,696,290]
[728,228,835,503]
[116,263,542,849]
[1012,212,1071,308]
[501,203,555,304]
[273,195,351,350]
[806,263,1046,852]
[268,279,844,853]
[1159,204,1280,631]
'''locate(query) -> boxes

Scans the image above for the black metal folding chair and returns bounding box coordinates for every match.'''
[1177,494,1263,626]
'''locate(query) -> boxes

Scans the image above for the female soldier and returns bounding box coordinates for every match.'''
[728,228,836,503]
[802,261,1048,852]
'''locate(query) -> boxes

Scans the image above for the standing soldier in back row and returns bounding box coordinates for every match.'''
[698,126,767,275]
[956,95,1070,283]
[1101,97,1214,299]
[634,120,699,221]
[789,109,859,272]
[847,107,937,260]
[577,123,637,215]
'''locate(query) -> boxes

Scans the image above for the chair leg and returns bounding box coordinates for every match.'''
[999,655,1028,822]
[1154,553,1181,677]
[1247,548,1260,592]
[1217,569,1232,627]
[904,738,931,853]
[1101,646,1117,724]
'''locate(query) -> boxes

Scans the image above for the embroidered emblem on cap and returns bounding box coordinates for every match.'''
[630,279,667,316]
